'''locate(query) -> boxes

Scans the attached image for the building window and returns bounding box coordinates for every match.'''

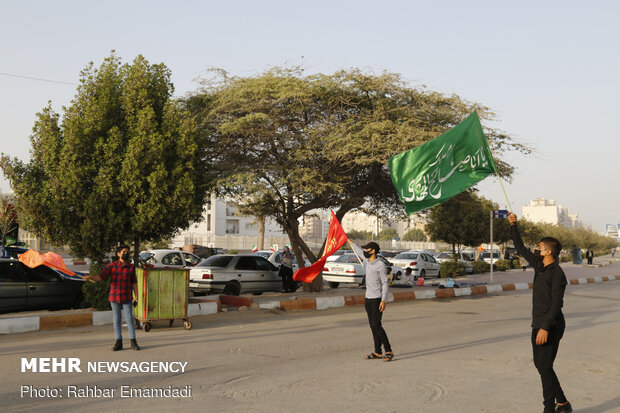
[245,222,258,231]
[207,214,211,232]
[226,202,238,217]
[226,220,239,234]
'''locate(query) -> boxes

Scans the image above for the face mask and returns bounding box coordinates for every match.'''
[121,252,130,261]
[363,251,372,258]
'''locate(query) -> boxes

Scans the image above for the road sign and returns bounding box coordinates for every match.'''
[493,209,509,219]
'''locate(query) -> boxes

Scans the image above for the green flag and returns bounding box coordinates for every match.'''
[389,111,498,215]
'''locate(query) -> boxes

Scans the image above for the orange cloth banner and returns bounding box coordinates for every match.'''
[293,210,348,283]
[18,249,77,276]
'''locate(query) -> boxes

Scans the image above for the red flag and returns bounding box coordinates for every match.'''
[293,210,348,283]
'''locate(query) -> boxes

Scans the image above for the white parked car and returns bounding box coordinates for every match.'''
[435,252,474,274]
[189,254,281,296]
[252,250,273,259]
[479,251,500,266]
[390,251,441,278]
[139,249,202,269]
[322,253,405,288]
[325,249,347,262]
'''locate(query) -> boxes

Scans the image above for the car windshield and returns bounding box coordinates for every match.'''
[335,254,360,263]
[481,252,499,259]
[395,253,418,260]
[198,255,234,267]
[252,251,272,259]
[437,253,452,259]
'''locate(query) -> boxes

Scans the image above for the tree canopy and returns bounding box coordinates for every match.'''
[185,67,529,290]
[1,54,211,260]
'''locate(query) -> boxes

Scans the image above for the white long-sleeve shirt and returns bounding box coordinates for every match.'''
[350,243,389,302]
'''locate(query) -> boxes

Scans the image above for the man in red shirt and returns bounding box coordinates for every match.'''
[84,245,140,351]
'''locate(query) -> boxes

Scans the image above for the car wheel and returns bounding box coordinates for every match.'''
[223,281,241,296]
[72,293,89,309]
[328,282,340,289]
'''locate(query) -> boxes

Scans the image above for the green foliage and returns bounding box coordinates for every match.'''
[378,228,398,241]
[425,191,489,248]
[228,250,238,255]
[185,67,528,291]
[82,262,110,311]
[472,260,490,274]
[439,261,466,277]
[1,53,211,261]
[347,230,374,240]
[511,259,521,269]
[495,259,511,271]
[402,228,427,242]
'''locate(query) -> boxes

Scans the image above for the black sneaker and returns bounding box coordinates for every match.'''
[112,340,122,351]
[556,402,572,412]
[130,339,141,351]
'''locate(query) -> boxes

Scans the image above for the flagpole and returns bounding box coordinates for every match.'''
[348,240,364,265]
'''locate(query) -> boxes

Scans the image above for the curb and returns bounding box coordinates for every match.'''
[1,276,618,335]
[0,300,219,335]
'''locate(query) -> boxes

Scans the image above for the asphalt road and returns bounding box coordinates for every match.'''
[1,281,619,413]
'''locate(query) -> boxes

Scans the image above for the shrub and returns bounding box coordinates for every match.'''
[511,259,521,269]
[472,261,490,274]
[81,262,111,311]
[495,259,511,271]
[439,261,466,277]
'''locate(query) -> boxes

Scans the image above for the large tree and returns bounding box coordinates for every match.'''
[425,190,490,257]
[1,54,211,261]
[186,67,530,290]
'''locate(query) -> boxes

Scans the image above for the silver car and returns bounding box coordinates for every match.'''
[435,252,474,274]
[189,254,280,296]
[391,251,441,278]
[139,249,202,268]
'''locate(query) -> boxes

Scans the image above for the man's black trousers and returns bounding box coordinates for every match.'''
[532,320,568,412]
[365,298,392,354]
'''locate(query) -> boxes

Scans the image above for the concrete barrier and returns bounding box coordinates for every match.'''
[315,296,345,311]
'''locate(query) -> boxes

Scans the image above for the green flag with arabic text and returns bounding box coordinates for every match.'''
[388,112,498,215]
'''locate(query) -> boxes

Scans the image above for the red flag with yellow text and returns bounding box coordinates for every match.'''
[293,210,348,283]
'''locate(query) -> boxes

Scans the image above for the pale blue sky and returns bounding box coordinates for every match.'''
[1,0,618,232]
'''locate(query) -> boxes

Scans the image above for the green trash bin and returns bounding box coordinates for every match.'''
[133,268,191,332]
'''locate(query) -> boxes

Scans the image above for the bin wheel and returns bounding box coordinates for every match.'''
[144,322,152,332]
[168,319,174,327]
[183,320,192,330]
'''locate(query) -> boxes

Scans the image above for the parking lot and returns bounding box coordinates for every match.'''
[1,273,619,413]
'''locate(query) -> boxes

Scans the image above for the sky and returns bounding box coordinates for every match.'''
[1,0,618,233]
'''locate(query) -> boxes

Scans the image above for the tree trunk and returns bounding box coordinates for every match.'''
[452,243,457,262]
[283,218,323,293]
[258,216,265,250]
[133,237,140,264]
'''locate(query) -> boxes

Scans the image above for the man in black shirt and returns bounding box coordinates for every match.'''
[509,213,572,413]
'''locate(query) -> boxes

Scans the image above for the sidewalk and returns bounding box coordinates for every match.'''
[2,257,618,335]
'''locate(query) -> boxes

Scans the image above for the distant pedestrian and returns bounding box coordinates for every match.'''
[349,240,394,362]
[571,245,582,264]
[0,241,4,258]
[612,247,616,258]
[509,213,572,413]
[404,267,413,283]
[585,249,594,265]
[83,245,140,351]
[279,246,295,292]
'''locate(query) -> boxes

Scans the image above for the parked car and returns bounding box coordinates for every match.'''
[325,249,347,262]
[139,249,202,268]
[189,254,281,296]
[0,259,88,313]
[479,251,500,266]
[390,251,441,278]
[435,252,474,274]
[322,253,405,288]
[252,250,273,259]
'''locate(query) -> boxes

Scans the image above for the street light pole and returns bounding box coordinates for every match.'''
[490,210,494,283]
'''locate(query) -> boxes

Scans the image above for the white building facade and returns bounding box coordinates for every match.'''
[171,194,289,250]
[522,198,581,228]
